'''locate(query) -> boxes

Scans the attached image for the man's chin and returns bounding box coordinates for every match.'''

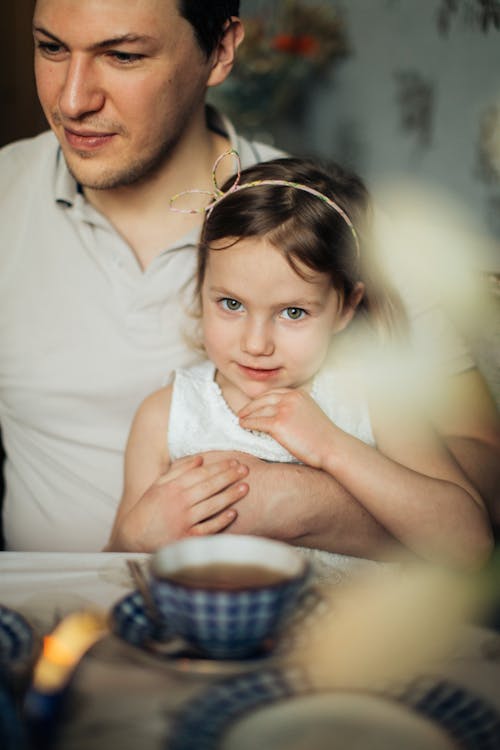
[63,155,134,192]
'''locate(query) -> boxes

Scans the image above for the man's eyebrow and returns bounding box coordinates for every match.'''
[33,27,155,50]
[33,26,62,42]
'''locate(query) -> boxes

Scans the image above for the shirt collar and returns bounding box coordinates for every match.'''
[54,147,79,206]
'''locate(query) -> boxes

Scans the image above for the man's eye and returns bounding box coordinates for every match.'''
[220,298,242,312]
[36,41,64,56]
[108,51,143,64]
[282,307,306,321]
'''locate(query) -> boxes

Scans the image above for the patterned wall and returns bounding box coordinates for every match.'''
[212,0,499,270]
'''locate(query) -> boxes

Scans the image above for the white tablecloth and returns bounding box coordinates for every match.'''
[1,551,499,750]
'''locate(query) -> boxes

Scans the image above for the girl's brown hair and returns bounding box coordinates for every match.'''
[197,157,407,340]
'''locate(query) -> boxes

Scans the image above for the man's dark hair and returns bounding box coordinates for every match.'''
[178,1,240,58]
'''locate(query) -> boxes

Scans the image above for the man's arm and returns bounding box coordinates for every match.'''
[219,455,400,560]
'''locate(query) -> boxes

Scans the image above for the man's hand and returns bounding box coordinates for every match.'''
[106,455,249,552]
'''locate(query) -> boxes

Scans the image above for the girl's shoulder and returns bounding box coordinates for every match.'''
[134,385,174,435]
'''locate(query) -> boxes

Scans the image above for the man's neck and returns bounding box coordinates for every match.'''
[82,122,232,271]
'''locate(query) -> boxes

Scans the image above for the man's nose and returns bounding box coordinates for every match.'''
[241,319,275,356]
[58,56,105,119]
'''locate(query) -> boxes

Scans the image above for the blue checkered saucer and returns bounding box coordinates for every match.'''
[111,580,324,673]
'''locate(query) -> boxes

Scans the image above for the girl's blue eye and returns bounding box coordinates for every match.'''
[282,307,306,320]
[221,298,242,312]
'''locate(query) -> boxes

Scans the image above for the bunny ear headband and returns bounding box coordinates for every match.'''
[170,149,360,256]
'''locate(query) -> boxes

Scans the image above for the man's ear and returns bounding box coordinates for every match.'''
[207,18,245,88]
[333,282,365,333]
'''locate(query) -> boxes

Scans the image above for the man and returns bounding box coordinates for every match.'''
[0,0,498,555]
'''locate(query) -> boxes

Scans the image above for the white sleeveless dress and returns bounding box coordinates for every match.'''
[168,360,375,461]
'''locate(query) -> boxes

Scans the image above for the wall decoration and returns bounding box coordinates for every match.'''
[476,103,500,184]
[436,0,500,34]
[394,70,435,149]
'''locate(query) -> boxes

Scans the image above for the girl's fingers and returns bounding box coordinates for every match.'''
[239,415,272,434]
[238,392,286,417]
[157,457,245,491]
[240,405,277,420]
[239,403,273,419]
[190,481,248,526]
[189,508,238,536]
[240,388,307,418]
[156,454,203,484]
[186,462,249,505]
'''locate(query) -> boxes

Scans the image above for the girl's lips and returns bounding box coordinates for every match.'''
[64,129,115,151]
[238,364,281,381]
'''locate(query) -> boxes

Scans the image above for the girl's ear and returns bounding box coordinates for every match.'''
[333,282,365,333]
[207,18,245,88]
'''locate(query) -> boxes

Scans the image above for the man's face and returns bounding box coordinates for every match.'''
[33,0,215,190]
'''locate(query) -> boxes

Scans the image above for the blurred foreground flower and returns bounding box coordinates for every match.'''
[296,562,493,693]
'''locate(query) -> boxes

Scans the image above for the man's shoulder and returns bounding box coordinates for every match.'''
[235,133,288,168]
[0,130,59,186]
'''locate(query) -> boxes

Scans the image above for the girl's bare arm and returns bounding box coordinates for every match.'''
[238,387,493,568]
[105,386,249,552]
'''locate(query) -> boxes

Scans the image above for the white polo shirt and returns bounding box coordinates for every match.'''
[0,112,284,551]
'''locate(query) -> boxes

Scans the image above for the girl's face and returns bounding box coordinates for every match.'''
[201,236,360,406]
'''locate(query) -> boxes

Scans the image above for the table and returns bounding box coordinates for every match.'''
[1,551,499,750]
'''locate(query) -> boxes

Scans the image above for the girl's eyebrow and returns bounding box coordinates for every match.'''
[208,284,242,298]
[33,26,155,51]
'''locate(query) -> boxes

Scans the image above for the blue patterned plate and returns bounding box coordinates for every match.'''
[0,604,36,668]
[167,669,500,750]
[0,604,37,750]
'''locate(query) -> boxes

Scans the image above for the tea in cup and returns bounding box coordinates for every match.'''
[149,534,309,659]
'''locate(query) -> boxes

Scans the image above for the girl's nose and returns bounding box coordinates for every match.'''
[58,56,105,119]
[241,320,275,357]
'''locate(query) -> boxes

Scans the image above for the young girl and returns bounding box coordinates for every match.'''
[111,154,492,567]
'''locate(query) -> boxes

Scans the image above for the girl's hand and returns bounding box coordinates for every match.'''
[157,455,248,537]
[108,455,249,552]
[238,388,337,469]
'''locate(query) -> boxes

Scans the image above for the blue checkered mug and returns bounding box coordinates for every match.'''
[149,535,309,660]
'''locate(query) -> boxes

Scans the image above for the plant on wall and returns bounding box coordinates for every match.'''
[392,0,498,151]
[436,0,500,34]
[208,0,349,137]
[476,104,500,185]
[394,71,435,149]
